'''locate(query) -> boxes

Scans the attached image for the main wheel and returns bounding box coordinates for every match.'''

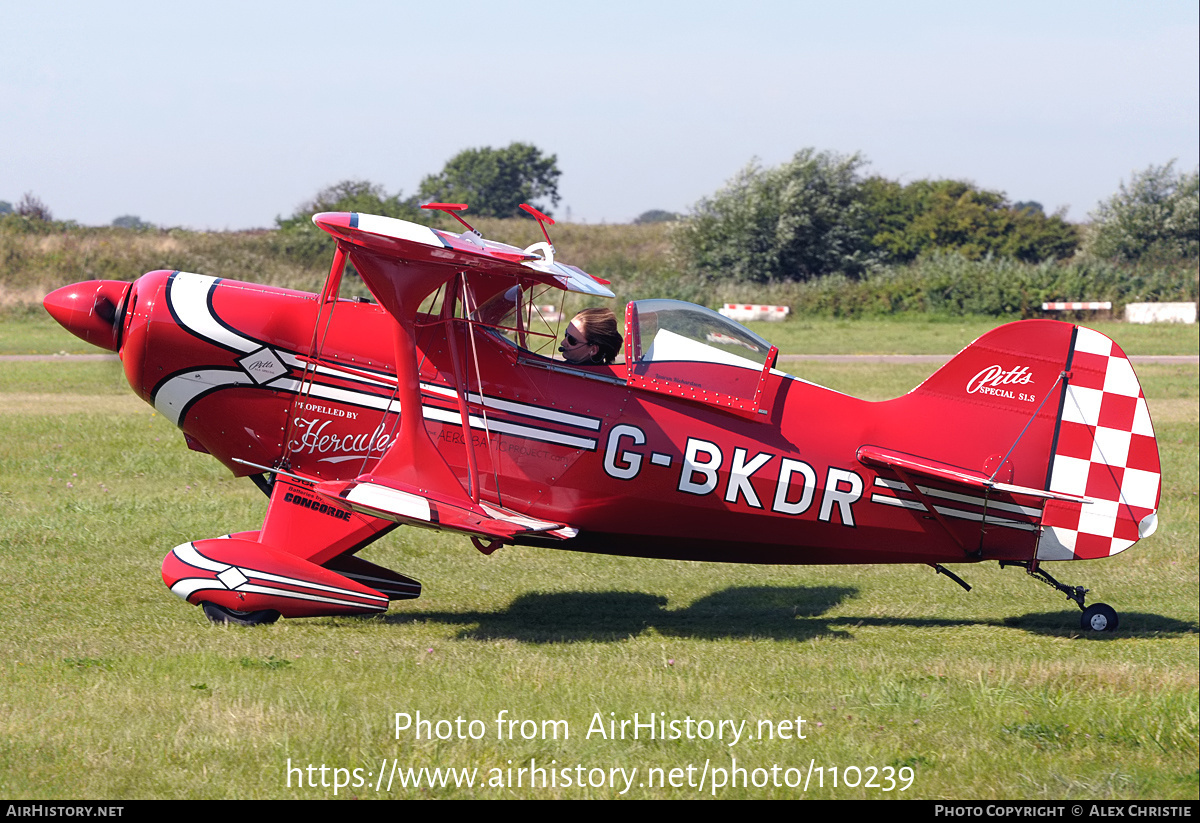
[1081,603,1118,632]
[202,602,281,626]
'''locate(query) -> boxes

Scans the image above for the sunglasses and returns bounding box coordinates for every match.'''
[563,332,585,347]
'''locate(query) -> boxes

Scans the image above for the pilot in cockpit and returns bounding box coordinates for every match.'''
[559,308,623,365]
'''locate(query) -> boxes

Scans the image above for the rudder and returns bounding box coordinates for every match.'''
[1038,326,1161,560]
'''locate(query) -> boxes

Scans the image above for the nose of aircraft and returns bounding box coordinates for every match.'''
[43,280,132,353]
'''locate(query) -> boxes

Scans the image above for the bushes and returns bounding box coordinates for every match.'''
[674,151,1084,284]
[1083,162,1199,261]
[665,150,1194,319]
[863,178,1079,263]
[751,254,1197,319]
[0,223,336,309]
[674,150,878,282]
[3,212,1194,322]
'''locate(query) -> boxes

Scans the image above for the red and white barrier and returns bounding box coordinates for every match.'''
[719,303,791,322]
[1041,301,1112,311]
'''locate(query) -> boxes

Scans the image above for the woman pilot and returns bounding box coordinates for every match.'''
[558,307,623,365]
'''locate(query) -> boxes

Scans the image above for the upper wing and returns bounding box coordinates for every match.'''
[313,212,614,300]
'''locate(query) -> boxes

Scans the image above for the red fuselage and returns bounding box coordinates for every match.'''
[63,268,1054,567]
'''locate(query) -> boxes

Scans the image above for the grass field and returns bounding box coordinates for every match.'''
[1,316,1196,800]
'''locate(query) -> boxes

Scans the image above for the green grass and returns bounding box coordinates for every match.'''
[1,321,1196,800]
[0,312,102,355]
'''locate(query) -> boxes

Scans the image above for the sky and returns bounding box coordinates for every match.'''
[2,1,1197,230]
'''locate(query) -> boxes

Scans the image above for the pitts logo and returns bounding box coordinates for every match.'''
[966,365,1036,401]
[245,358,278,374]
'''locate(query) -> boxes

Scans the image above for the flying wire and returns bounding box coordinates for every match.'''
[460,277,504,507]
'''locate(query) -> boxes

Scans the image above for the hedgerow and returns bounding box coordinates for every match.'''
[3,217,1194,320]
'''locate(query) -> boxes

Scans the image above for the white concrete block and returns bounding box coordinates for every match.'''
[1124,302,1197,324]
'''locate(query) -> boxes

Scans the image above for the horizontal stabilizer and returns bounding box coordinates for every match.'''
[323,554,421,601]
[857,445,1091,503]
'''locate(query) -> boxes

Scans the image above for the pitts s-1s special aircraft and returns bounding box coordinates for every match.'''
[43,204,1161,631]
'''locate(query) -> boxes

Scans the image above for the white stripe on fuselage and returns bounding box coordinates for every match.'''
[163,272,602,448]
[154,369,256,425]
[168,273,261,353]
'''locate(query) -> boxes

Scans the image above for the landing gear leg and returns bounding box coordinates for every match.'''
[249,472,276,498]
[999,561,1119,632]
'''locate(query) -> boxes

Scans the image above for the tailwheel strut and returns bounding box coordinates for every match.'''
[1001,560,1088,609]
[999,561,1119,632]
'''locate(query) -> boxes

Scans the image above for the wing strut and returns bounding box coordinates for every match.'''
[459,275,504,504]
[442,273,481,503]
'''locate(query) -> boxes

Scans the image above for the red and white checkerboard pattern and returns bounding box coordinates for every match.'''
[1037,327,1161,560]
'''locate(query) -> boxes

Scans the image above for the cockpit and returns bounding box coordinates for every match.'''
[471,287,781,419]
[624,299,779,417]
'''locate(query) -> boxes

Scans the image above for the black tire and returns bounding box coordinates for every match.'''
[1081,603,1118,632]
[202,602,281,626]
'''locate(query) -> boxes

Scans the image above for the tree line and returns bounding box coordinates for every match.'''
[5,144,1196,285]
[674,150,1198,283]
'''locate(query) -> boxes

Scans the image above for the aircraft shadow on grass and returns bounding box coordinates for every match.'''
[379,585,1198,643]
[382,585,856,643]
[996,611,1197,638]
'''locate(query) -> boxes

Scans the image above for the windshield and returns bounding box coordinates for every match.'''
[625,299,778,411]
[629,299,773,369]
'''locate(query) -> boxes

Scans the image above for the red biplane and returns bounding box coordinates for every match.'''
[43,205,1161,631]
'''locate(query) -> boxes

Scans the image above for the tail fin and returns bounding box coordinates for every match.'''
[1038,326,1161,560]
[899,321,1161,561]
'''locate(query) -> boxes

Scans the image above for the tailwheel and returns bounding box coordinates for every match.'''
[1081,603,1118,632]
[201,602,281,626]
